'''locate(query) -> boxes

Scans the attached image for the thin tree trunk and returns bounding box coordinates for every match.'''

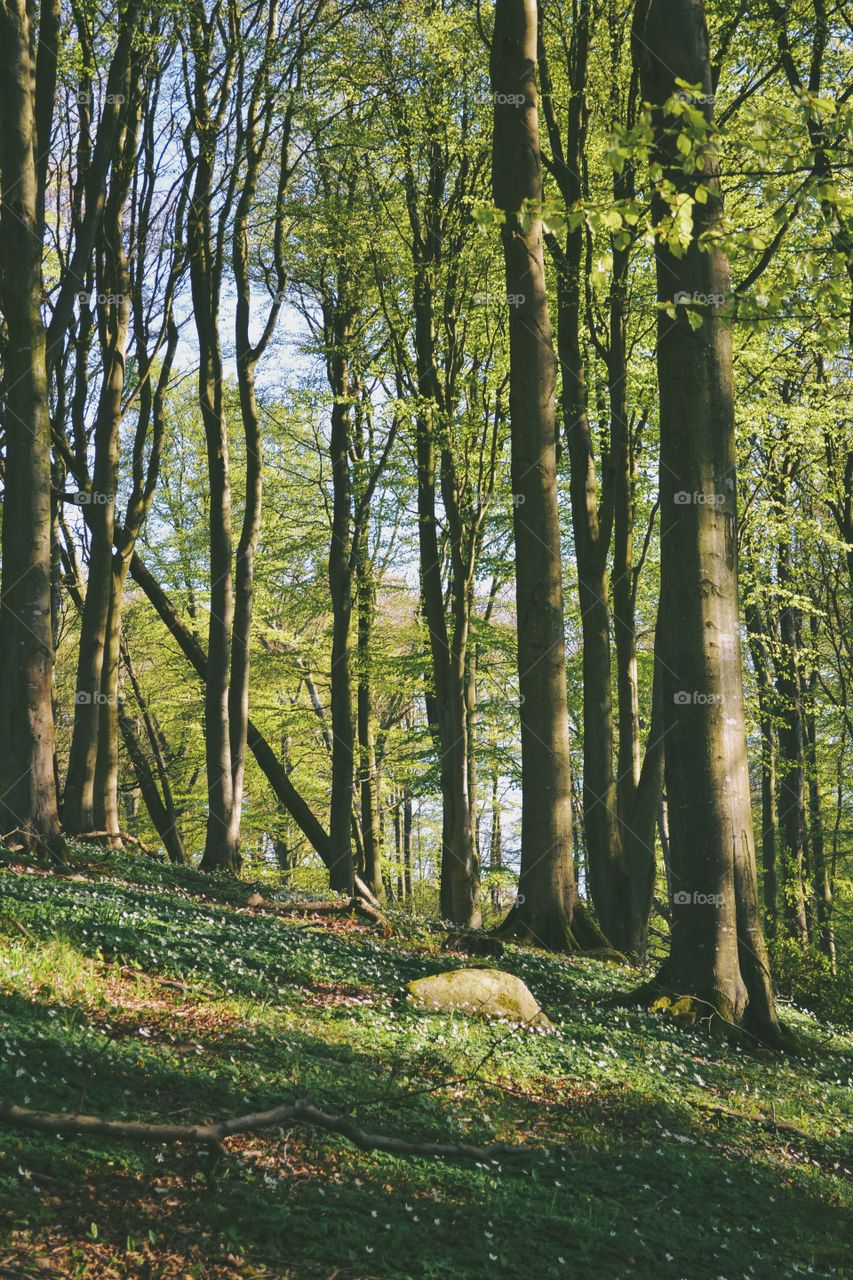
[185,14,238,873]
[356,542,383,899]
[403,793,413,898]
[774,510,810,944]
[121,643,188,866]
[744,595,778,936]
[118,706,188,866]
[805,632,835,968]
[412,320,480,925]
[539,0,635,949]
[63,92,134,840]
[326,305,356,895]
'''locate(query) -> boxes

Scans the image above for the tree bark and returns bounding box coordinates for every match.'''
[63,98,135,839]
[774,496,810,945]
[356,533,383,899]
[0,0,63,856]
[744,593,778,937]
[491,0,600,951]
[805,626,835,968]
[325,302,357,894]
[633,0,780,1041]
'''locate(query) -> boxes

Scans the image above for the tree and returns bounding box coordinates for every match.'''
[0,0,65,856]
[491,0,604,950]
[632,0,780,1040]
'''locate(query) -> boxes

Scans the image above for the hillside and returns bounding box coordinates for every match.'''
[0,851,850,1280]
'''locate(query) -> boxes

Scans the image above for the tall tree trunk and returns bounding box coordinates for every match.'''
[412,305,480,926]
[0,0,63,856]
[188,99,238,871]
[64,119,134,841]
[774,512,810,944]
[356,542,383,899]
[403,793,413,898]
[539,0,646,950]
[805,635,835,968]
[63,346,124,835]
[228,295,263,860]
[326,304,356,895]
[633,0,780,1041]
[491,0,602,951]
[92,572,122,842]
[744,595,778,937]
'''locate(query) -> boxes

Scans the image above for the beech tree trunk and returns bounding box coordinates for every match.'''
[539,1,660,953]
[64,106,134,840]
[185,13,239,873]
[356,538,383,899]
[0,0,63,856]
[326,306,356,895]
[411,275,481,926]
[744,594,779,937]
[805,632,835,967]
[491,0,600,951]
[774,502,810,944]
[633,0,780,1041]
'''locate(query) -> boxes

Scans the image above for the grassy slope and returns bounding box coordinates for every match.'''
[0,852,850,1280]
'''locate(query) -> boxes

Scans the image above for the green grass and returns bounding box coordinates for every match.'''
[0,851,850,1279]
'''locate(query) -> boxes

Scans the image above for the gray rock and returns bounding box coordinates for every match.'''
[406,968,551,1028]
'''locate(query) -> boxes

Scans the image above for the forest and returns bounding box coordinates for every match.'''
[0,0,850,1276]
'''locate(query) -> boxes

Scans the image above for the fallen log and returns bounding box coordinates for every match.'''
[246,892,390,931]
[0,1097,531,1164]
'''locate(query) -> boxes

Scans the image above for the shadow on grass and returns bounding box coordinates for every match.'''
[0,983,849,1280]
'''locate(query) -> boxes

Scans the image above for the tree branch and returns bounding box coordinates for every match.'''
[0,1098,533,1164]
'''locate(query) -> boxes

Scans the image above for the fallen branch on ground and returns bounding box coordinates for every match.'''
[246,893,390,931]
[75,830,156,855]
[697,1100,815,1142]
[0,1097,532,1165]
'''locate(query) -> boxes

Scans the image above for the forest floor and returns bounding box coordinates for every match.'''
[0,851,850,1280]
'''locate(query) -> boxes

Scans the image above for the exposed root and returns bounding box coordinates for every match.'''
[494,899,621,959]
[610,974,791,1048]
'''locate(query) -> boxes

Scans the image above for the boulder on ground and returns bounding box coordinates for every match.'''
[406,968,551,1028]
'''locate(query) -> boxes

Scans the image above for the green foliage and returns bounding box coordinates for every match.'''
[769,936,853,1028]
